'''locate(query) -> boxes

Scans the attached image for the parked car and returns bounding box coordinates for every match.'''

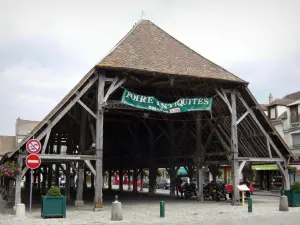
[157,179,170,189]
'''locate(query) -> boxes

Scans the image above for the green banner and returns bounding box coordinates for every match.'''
[120,89,213,114]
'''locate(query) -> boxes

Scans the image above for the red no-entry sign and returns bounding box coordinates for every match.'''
[26,154,41,169]
[26,139,41,154]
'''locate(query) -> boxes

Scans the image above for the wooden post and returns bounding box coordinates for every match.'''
[133,169,138,192]
[148,167,157,196]
[65,163,71,201]
[91,173,95,189]
[108,170,112,190]
[168,167,177,197]
[14,158,23,206]
[75,162,84,207]
[128,170,132,191]
[196,112,204,201]
[94,72,105,211]
[119,169,123,191]
[84,168,87,189]
[231,90,240,205]
[75,109,87,207]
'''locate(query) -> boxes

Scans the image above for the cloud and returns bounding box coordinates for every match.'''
[0,0,300,135]
[0,59,83,135]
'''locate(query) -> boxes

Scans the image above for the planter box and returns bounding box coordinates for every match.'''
[41,196,66,218]
[281,190,300,207]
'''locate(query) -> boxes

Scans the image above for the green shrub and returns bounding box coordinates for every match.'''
[291,182,300,190]
[46,186,62,196]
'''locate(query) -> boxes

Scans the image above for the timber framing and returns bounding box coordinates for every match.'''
[0,19,294,210]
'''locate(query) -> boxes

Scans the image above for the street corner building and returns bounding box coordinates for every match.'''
[0,19,296,211]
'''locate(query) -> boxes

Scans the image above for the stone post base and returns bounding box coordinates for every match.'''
[74,200,84,207]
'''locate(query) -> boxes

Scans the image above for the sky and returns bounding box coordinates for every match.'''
[0,0,300,135]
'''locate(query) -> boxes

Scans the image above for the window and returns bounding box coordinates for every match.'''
[269,107,276,119]
[292,133,300,147]
[290,105,299,123]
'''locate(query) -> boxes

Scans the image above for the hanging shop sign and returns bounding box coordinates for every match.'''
[121,89,213,114]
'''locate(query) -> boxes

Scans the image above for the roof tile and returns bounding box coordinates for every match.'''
[98,20,246,83]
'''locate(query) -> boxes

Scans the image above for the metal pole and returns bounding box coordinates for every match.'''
[29,169,33,214]
[160,201,165,218]
[248,197,252,213]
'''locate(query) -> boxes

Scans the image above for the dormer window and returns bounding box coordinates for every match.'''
[290,105,299,123]
[269,107,276,120]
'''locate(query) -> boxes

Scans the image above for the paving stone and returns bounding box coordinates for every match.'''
[1,195,300,225]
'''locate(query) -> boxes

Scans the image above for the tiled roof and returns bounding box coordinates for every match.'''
[98,20,246,83]
[259,104,269,111]
[268,98,294,106]
[283,91,300,100]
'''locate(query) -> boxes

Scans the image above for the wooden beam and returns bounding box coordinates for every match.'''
[237,111,249,125]
[215,88,232,113]
[238,161,247,176]
[89,121,96,143]
[41,129,51,154]
[231,89,240,205]
[267,139,272,158]
[31,76,98,145]
[205,151,231,156]
[236,92,284,159]
[78,99,97,119]
[84,160,96,176]
[238,157,284,162]
[103,77,126,102]
[19,154,100,160]
[94,71,105,210]
[21,167,29,178]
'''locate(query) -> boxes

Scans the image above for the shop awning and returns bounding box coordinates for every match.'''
[251,164,279,171]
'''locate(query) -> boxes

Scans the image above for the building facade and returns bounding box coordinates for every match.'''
[15,118,40,145]
[0,136,16,159]
[256,91,300,189]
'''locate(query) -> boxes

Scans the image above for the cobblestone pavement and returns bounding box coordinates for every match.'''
[1,195,300,225]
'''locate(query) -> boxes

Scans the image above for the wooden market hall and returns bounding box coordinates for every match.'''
[0,19,294,210]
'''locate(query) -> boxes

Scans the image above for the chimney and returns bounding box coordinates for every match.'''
[269,93,273,104]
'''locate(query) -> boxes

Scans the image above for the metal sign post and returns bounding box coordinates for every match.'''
[26,139,42,215]
[29,169,33,214]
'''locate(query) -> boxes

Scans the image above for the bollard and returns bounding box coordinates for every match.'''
[111,195,123,221]
[279,195,289,212]
[248,197,252,213]
[160,201,165,218]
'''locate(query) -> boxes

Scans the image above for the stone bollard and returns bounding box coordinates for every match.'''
[111,195,123,221]
[15,203,26,218]
[279,195,289,212]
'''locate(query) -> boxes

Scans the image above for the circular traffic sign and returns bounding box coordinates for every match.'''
[26,154,41,169]
[26,139,41,154]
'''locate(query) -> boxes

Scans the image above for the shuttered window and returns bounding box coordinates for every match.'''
[292,133,300,146]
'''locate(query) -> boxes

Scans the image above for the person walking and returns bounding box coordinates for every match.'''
[175,176,183,198]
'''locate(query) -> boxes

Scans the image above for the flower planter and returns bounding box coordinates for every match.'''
[41,195,66,218]
[281,190,300,207]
